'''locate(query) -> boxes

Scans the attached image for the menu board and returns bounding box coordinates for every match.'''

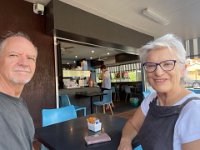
[63,70,90,77]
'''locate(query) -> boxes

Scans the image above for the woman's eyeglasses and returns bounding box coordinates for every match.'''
[143,60,177,73]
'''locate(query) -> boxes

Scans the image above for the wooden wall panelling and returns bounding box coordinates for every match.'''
[0,0,56,128]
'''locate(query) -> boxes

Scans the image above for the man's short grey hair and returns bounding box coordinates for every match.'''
[0,31,38,53]
[139,34,186,64]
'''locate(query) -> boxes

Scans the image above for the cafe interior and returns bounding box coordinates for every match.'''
[2,0,200,149]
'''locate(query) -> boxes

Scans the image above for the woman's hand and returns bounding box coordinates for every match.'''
[118,107,145,150]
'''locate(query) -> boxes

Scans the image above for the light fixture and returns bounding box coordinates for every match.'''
[142,8,169,25]
[33,3,44,15]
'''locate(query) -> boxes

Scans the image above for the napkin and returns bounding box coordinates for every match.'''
[85,133,111,145]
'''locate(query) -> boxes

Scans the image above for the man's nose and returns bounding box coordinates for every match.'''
[18,56,28,65]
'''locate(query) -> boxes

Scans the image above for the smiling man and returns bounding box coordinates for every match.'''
[0,32,37,150]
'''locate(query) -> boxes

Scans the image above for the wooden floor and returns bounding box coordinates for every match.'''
[33,100,137,150]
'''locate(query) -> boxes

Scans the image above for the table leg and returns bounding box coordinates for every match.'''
[90,96,93,114]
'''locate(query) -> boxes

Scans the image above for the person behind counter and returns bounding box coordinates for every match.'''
[100,64,111,91]
[118,34,200,150]
[100,64,114,109]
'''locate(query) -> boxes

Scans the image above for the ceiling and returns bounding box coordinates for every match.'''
[25,0,200,63]
[59,40,122,64]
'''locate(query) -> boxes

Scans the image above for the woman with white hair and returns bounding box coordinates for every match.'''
[118,34,200,150]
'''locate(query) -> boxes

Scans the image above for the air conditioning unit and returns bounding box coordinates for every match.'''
[33,3,44,15]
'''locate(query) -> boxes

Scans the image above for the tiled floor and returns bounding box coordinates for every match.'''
[33,100,138,150]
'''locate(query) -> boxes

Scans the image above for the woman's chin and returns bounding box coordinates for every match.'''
[153,86,169,93]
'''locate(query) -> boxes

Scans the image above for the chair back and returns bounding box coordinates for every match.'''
[143,90,151,98]
[111,86,115,93]
[133,145,143,150]
[102,90,112,103]
[115,84,120,92]
[125,86,131,93]
[188,88,200,94]
[59,95,71,107]
[42,105,77,127]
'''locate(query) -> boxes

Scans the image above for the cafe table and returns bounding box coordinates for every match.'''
[35,113,127,150]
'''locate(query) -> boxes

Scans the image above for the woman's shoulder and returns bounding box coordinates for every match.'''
[176,93,200,124]
[181,93,200,113]
[175,94,200,143]
[175,93,200,117]
[175,92,200,106]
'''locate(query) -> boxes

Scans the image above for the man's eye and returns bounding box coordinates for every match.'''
[9,54,18,57]
[28,57,36,61]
